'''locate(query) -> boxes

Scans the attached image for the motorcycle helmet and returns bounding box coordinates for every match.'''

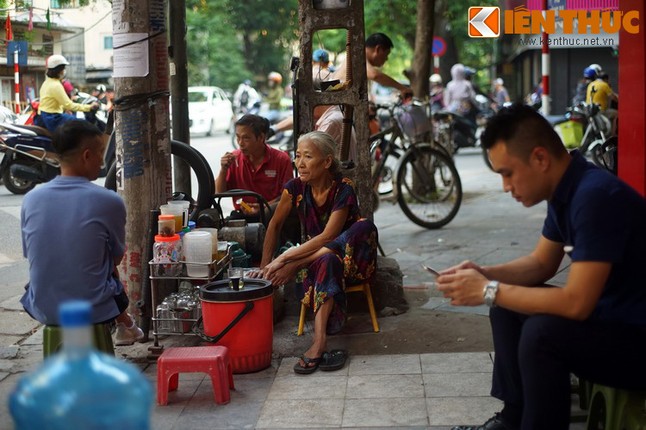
[46,54,69,69]
[583,66,597,79]
[95,84,107,93]
[312,48,329,63]
[268,71,283,84]
[429,74,442,85]
[588,63,603,75]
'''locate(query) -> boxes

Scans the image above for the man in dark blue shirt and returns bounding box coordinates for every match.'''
[436,104,646,430]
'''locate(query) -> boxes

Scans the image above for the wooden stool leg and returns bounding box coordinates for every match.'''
[297,302,306,336]
[363,284,380,333]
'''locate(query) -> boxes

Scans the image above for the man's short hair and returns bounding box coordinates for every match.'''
[235,114,270,137]
[481,103,567,161]
[52,120,103,157]
[365,33,394,50]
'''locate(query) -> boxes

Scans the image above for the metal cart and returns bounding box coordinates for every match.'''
[148,246,231,356]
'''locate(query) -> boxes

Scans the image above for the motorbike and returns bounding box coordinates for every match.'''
[0,95,112,194]
[434,94,497,169]
[551,101,611,155]
[449,94,497,153]
[577,102,612,157]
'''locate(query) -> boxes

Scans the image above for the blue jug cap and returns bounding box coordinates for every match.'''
[59,301,92,327]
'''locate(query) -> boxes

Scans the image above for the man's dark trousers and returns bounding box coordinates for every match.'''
[489,307,646,430]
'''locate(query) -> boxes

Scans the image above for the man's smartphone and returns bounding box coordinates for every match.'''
[422,265,440,277]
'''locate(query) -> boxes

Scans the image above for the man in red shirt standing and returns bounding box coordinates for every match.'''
[216,114,294,218]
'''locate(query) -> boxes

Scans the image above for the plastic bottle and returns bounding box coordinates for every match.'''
[9,301,153,430]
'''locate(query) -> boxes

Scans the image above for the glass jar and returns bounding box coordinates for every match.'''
[152,234,182,277]
[158,214,176,237]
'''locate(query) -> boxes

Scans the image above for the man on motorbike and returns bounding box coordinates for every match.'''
[444,63,478,121]
[35,55,99,132]
[312,49,334,91]
[265,72,285,123]
[572,66,596,106]
[429,73,445,112]
[233,80,261,115]
[586,67,618,112]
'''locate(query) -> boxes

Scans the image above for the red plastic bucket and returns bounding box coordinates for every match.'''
[199,279,273,373]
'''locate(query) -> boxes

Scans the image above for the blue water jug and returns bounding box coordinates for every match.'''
[9,301,153,430]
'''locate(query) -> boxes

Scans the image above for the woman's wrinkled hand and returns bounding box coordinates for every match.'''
[265,261,297,287]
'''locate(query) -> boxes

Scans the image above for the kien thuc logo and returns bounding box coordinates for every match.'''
[469,6,500,38]
[469,6,640,37]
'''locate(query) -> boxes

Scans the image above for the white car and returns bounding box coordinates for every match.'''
[188,86,233,136]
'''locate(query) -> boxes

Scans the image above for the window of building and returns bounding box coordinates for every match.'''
[104,36,113,50]
[43,34,53,56]
[50,0,80,9]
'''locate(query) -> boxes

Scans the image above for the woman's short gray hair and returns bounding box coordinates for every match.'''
[297,131,340,174]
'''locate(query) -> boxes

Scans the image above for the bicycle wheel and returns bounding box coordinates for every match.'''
[105,140,215,221]
[395,144,462,229]
[370,137,401,196]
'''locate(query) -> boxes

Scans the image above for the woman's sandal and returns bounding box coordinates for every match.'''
[319,349,348,371]
[293,355,322,374]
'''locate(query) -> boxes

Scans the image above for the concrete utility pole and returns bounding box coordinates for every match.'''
[169,0,191,192]
[296,0,372,216]
[112,0,172,317]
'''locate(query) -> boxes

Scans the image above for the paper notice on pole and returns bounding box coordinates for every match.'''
[113,33,149,78]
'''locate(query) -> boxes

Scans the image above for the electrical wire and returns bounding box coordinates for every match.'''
[0,9,111,46]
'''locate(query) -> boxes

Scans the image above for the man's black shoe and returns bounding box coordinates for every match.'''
[451,413,518,430]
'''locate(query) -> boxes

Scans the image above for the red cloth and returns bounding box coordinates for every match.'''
[225,145,293,206]
[5,15,12,41]
[62,80,74,98]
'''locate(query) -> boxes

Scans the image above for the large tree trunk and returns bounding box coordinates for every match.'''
[112,0,172,323]
[410,0,434,97]
[435,0,458,83]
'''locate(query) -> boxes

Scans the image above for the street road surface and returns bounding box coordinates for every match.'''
[0,137,494,305]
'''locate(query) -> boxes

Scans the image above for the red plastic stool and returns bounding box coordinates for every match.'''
[157,346,235,406]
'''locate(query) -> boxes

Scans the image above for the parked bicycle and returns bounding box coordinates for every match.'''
[370,99,462,229]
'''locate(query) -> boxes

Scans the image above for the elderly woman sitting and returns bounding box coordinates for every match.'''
[260,131,378,374]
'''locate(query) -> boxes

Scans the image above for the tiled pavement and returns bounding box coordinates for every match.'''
[147,352,501,430]
[1,150,590,429]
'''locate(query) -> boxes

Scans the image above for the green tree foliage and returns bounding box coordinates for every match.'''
[183,0,498,91]
[363,0,499,86]
[364,1,417,82]
[186,0,248,91]
[186,0,297,91]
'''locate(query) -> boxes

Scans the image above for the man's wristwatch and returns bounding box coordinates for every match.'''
[483,280,500,307]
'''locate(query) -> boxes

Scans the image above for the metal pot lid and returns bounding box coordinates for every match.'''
[200,279,273,302]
